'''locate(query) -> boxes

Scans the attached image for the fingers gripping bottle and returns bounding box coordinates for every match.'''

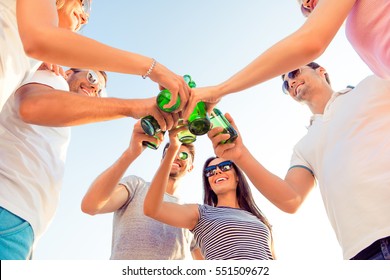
[156,74,195,112]
[209,108,238,144]
[140,116,165,150]
[156,74,211,135]
[140,116,196,147]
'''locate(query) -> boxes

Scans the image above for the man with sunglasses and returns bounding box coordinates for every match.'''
[81,125,201,260]
[208,63,390,260]
[0,63,175,259]
[0,65,104,259]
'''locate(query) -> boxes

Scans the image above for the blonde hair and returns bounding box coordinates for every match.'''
[56,0,65,9]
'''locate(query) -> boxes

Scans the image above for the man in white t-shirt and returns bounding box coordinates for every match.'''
[0,65,174,260]
[208,62,390,260]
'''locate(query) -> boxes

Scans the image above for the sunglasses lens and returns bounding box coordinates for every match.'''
[204,166,216,178]
[288,69,300,79]
[87,71,98,84]
[82,0,92,16]
[283,69,300,94]
[282,80,289,94]
[179,152,188,160]
[300,4,311,17]
[204,161,233,178]
[220,162,232,172]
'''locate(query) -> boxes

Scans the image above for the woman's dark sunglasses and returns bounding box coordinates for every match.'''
[282,68,301,95]
[204,160,233,178]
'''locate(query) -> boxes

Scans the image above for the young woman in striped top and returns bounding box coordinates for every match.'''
[144,128,274,260]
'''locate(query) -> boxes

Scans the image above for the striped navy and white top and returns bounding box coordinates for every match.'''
[191,204,273,260]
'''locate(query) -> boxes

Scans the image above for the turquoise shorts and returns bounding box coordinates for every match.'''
[0,207,34,260]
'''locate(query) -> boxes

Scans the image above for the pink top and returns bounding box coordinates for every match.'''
[346,0,390,79]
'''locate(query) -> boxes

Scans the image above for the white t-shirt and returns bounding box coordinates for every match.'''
[0,0,41,111]
[291,75,390,259]
[0,70,71,243]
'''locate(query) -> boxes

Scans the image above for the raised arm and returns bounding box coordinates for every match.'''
[208,113,315,213]
[81,121,162,215]
[143,129,199,230]
[16,81,174,130]
[183,0,356,119]
[16,0,189,111]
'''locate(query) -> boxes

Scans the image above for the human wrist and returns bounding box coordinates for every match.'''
[142,58,157,79]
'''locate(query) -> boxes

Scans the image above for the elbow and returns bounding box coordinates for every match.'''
[20,27,54,60]
[18,101,36,124]
[143,204,156,219]
[22,37,47,60]
[277,198,303,214]
[283,205,300,214]
[18,98,42,124]
[305,40,326,59]
[296,30,328,61]
[143,206,152,217]
[81,201,98,216]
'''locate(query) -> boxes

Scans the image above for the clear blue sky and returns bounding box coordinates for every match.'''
[33,1,372,260]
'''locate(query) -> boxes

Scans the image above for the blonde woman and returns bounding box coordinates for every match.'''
[1,0,189,122]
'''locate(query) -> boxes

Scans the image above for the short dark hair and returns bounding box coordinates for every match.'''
[281,61,331,87]
[162,142,195,162]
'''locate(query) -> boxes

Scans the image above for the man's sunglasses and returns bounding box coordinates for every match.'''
[71,69,104,96]
[204,160,233,178]
[178,151,189,161]
[282,68,301,95]
[81,0,92,17]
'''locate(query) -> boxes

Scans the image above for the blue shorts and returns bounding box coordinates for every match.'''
[0,207,34,260]
[350,236,390,260]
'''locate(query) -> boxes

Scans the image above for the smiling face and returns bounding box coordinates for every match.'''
[168,145,194,179]
[57,0,89,31]
[206,158,238,197]
[66,69,106,97]
[282,65,328,104]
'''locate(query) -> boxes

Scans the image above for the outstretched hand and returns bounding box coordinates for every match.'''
[149,63,190,113]
[182,86,222,121]
[132,97,180,132]
[208,113,244,161]
[39,63,67,78]
[128,120,164,156]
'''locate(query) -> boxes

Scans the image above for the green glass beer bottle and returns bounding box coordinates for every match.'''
[156,74,196,113]
[176,119,196,144]
[187,101,211,135]
[156,89,180,113]
[209,108,238,144]
[140,116,196,147]
[140,116,164,150]
[141,115,161,136]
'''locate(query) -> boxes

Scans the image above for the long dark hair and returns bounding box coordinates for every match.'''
[202,156,273,233]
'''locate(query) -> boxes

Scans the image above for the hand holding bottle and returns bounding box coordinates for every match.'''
[131,97,177,132]
[128,120,164,153]
[209,108,238,144]
[182,85,223,121]
[208,113,244,161]
[149,64,191,113]
[157,75,211,136]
